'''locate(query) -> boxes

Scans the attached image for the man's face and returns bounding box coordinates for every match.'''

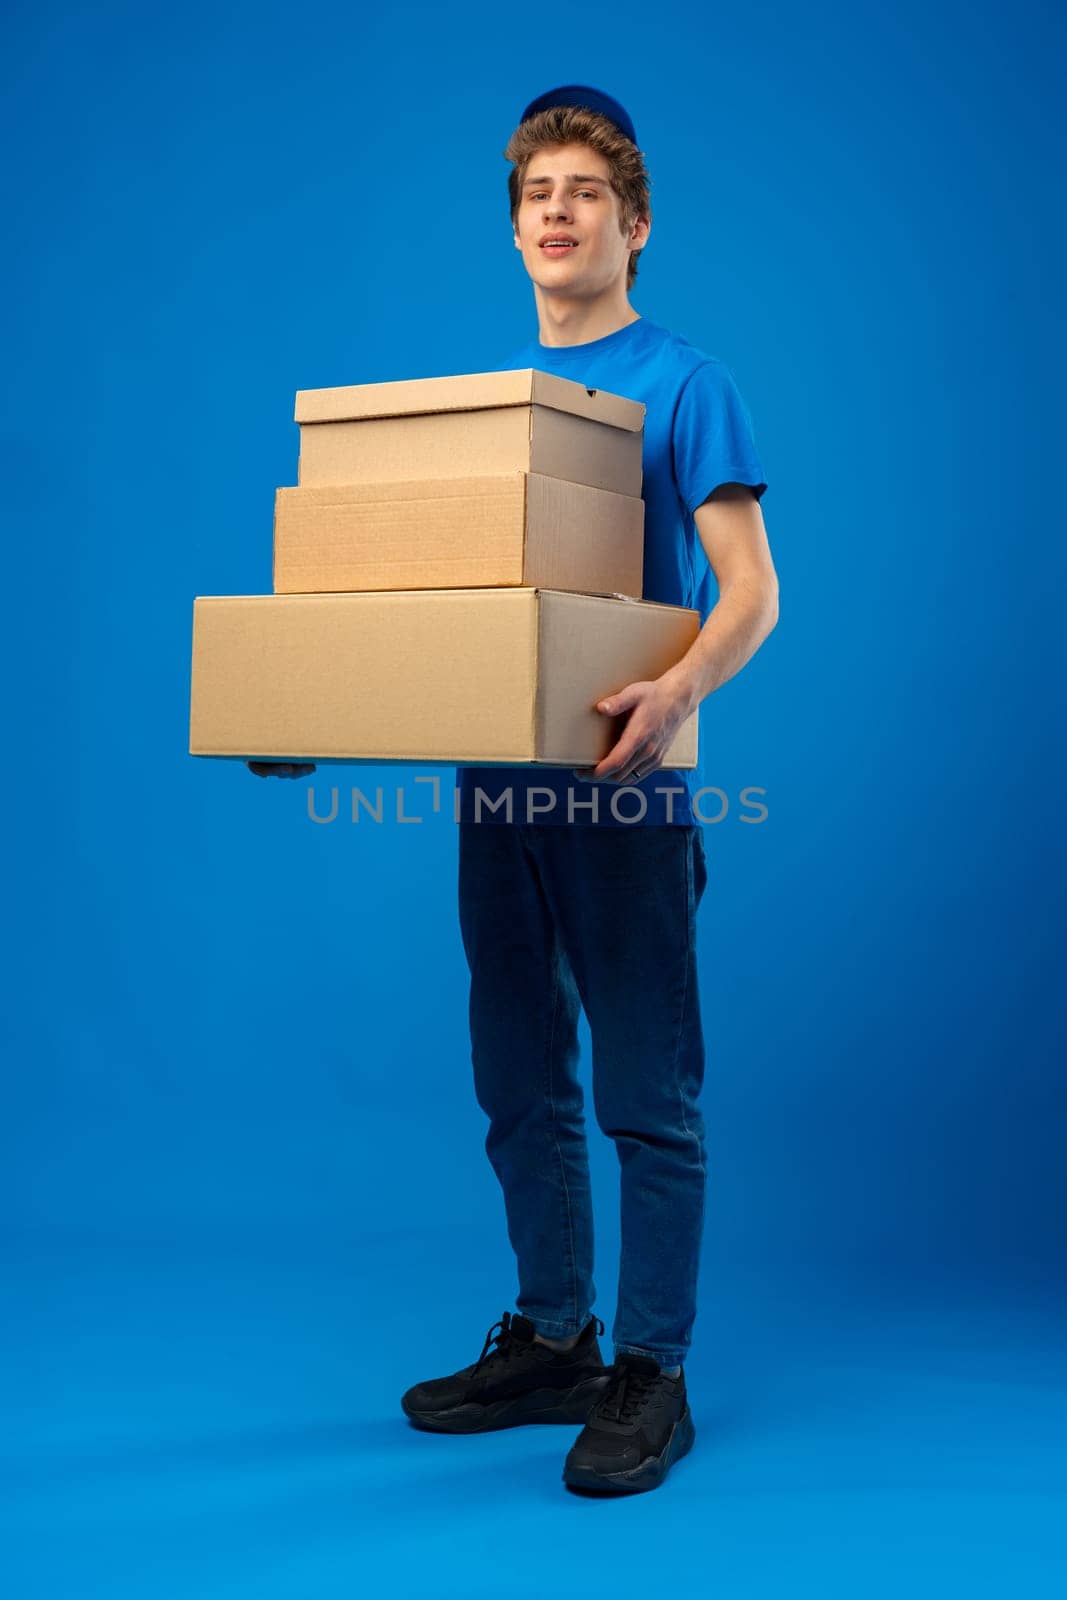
[513,143,647,298]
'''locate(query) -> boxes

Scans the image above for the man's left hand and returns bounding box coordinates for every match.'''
[572,676,691,785]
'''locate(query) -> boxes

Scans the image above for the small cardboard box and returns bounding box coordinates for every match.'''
[189,588,698,766]
[294,369,645,497]
[272,471,645,598]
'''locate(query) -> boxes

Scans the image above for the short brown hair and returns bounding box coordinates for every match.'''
[505,106,652,291]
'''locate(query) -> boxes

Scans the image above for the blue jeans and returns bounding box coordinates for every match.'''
[457,821,709,1369]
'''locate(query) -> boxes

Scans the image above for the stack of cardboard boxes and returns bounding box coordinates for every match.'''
[188,369,700,769]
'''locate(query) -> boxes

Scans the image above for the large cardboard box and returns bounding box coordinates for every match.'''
[272,471,645,598]
[189,588,699,767]
[294,370,645,497]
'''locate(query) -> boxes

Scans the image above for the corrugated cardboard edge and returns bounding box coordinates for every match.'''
[521,473,530,582]
[533,590,546,760]
[525,589,539,761]
[294,368,644,432]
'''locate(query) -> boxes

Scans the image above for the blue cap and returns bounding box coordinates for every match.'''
[518,84,638,147]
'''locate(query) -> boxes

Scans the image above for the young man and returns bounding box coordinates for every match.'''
[401,86,778,1496]
[254,85,778,1496]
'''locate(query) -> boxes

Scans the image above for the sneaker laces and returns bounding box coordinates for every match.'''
[470,1311,524,1376]
[594,1359,662,1424]
[470,1311,604,1375]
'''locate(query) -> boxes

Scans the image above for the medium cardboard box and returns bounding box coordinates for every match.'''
[189,588,698,766]
[294,369,645,497]
[272,471,645,598]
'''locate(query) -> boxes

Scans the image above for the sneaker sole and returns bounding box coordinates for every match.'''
[562,1405,696,1493]
[402,1372,613,1434]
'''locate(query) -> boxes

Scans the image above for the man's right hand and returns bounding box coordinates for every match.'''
[246,761,317,778]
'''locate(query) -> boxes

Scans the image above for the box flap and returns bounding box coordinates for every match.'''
[294,369,644,432]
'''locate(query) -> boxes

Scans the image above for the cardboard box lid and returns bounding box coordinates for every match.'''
[294,369,645,433]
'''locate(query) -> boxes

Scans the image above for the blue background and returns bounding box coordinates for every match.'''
[3,0,1064,1594]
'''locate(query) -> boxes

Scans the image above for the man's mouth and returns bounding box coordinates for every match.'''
[540,240,579,255]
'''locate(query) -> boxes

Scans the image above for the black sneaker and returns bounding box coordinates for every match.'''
[562,1352,696,1493]
[401,1310,612,1434]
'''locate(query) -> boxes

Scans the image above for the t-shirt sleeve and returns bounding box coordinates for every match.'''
[672,359,768,513]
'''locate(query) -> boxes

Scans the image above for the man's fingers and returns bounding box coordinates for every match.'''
[599,746,648,783]
[572,755,651,785]
[246,761,317,778]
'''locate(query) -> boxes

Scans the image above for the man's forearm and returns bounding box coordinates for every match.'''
[661,579,779,716]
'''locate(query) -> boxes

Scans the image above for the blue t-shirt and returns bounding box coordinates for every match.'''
[456,314,767,826]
